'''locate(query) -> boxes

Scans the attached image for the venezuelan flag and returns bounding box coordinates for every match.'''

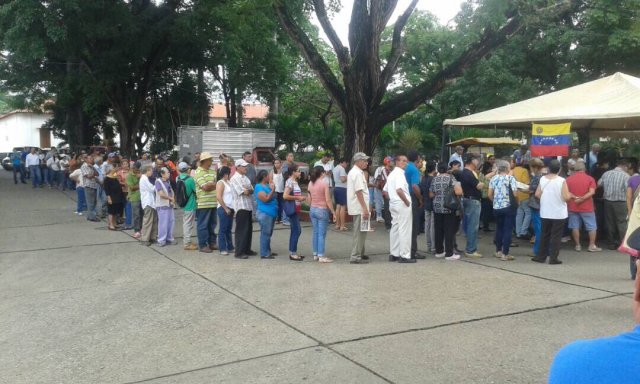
[530,123,571,157]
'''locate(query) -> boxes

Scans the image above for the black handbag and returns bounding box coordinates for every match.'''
[443,182,460,211]
[506,178,518,211]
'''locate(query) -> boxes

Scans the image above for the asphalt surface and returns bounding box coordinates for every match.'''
[0,170,635,383]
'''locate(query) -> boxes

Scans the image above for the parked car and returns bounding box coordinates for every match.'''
[1,152,11,171]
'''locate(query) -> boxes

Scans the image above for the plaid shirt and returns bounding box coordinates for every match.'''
[598,167,630,202]
[81,163,98,189]
[230,173,253,211]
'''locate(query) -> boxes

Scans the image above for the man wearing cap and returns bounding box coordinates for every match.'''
[449,146,464,166]
[194,152,218,253]
[230,158,256,258]
[347,152,371,264]
[549,258,640,383]
[179,162,198,251]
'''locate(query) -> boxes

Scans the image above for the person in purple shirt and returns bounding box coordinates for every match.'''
[549,258,640,383]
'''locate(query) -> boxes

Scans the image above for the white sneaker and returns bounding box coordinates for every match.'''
[376,218,384,223]
[445,254,461,261]
[77,212,83,216]
[435,252,446,258]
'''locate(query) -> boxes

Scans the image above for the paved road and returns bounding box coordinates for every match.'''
[0,170,635,383]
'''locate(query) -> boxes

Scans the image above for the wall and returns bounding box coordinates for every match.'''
[0,112,59,151]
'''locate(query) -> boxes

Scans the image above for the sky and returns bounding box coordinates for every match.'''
[313,0,465,45]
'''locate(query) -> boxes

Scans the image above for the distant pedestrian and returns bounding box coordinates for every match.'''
[406,150,425,259]
[81,155,100,222]
[104,166,124,231]
[430,162,463,260]
[26,148,41,188]
[69,163,87,215]
[308,166,336,263]
[230,158,256,259]
[283,163,305,261]
[386,155,416,263]
[194,152,218,253]
[127,162,143,238]
[533,160,571,265]
[599,159,630,250]
[566,160,601,252]
[154,167,176,246]
[513,158,532,240]
[528,158,544,257]
[10,150,26,184]
[270,159,285,224]
[347,152,371,264]
[216,166,235,255]
[139,165,158,246]
[449,146,464,166]
[255,170,278,259]
[489,160,518,261]
[177,162,198,251]
[460,153,484,258]
[420,160,437,253]
[333,158,349,231]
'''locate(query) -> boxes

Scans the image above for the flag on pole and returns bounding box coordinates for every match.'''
[530,123,571,157]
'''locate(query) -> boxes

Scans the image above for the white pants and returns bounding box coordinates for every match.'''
[390,202,412,259]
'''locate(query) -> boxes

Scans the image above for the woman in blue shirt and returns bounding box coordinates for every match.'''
[254,170,278,259]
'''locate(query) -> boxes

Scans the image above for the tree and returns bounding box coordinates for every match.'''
[273,0,580,160]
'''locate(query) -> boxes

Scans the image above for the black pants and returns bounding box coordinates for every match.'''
[276,192,284,222]
[234,209,253,256]
[411,195,422,257]
[594,198,605,241]
[383,197,392,229]
[434,212,457,256]
[604,200,628,247]
[481,197,493,230]
[536,218,565,262]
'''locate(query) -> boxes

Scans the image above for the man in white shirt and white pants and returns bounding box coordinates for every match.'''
[385,155,416,263]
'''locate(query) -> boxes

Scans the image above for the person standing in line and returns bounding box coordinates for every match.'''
[548,258,640,383]
[373,158,389,224]
[380,157,394,230]
[216,166,235,255]
[178,162,198,251]
[255,170,278,259]
[598,158,631,250]
[314,152,334,193]
[333,158,349,231]
[626,163,640,279]
[489,160,519,261]
[81,155,100,222]
[270,159,285,224]
[69,163,87,215]
[386,155,416,264]
[406,150,424,259]
[308,166,337,263]
[104,166,124,231]
[26,148,41,188]
[11,150,26,184]
[194,152,218,253]
[527,158,545,257]
[460,153,485,258]
[155,167,176,247]
[513,158,532,240]
[430,162,463,260]
[93,156,107,219]
[117,159,131,229]
[139,165,158,246]
[347,152,371,264]
[566,160,602,252]
[283,163,306,261]
[127,162,143,238]
[280,152,295,226]
[230,158,256,259]
[532,159,571,265]
[449,146,464,166]
[420,161,437,254]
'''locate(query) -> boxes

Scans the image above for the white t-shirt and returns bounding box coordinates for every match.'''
[385,167,410,206]
[347,166,368,215]
[333,164,347,188]
[540,176,568,219]
[314,159,334,187]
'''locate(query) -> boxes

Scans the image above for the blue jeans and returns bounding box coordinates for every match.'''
[84,187,98,220]
[516,199,531,236]
[29,165,42,187]
[217,206,234,252]
[374,189,384,218]
[196,208,217,249]
[462,198,481,253]
[288,213,301,254]
[42,167,51,186]
[310,207,330,256]
[494,207,515,255]
[256,211,276,257]
[124,201,132,227]
[76,186,87,213]
[531,209,542,255]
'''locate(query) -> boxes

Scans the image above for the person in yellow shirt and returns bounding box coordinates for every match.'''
[513,158,532,240]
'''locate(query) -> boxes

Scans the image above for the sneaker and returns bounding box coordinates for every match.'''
[561,236,570,243]
[549,259,563,265]
[500,254,515,261]
[464,251,483,258]
[167,240,178,246]
[588,246,603,252]
[376,218,384,223]
[199,246,213,253]
[318,257,334,263]
[349,258,368,264]
[77,212,83,216]
[445,254,461,261]
[575,245,582,252]
[495,251,504,259]
[434,252,446,258]
[184,243,198,251]
[282,221,291,226]
[133,232,141,238]
[157,243,166,247]
[220,251,229,256]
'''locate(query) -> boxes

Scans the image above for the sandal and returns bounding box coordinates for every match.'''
[289,254,303,261]
[339,226,349,231]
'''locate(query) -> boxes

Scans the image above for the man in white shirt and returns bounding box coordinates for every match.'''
[25,148,42,188]
[230,159,256,259]
[385,154,416,263]
[449,146,464,166]
[347,152,371,264]
[314,152,334,188]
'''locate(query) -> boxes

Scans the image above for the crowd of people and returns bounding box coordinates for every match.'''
[8,142,639,277]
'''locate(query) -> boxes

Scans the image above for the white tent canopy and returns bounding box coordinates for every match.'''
[443,72,640,132]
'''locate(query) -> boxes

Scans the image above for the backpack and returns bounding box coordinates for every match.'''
[176,176,192,208]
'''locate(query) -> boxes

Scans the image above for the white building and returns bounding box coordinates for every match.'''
[0,110,60,151]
